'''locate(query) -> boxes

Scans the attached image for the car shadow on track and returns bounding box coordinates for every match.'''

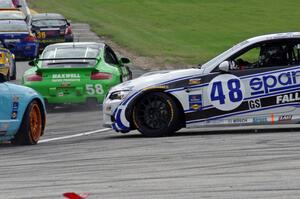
[46,104,103,113]
[104,127,299,140]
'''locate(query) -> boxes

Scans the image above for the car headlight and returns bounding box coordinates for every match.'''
[109,90,131,100]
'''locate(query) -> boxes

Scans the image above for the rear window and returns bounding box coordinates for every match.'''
[41,47,100,68]
[0,12,25,20]
[32,19,67,27]
[0,21,28,31]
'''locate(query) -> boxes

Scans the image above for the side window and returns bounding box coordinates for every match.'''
[104,47,119,65]
[259,44,289,67]
[232,47,260,70]
[229,41,294,71]
[290,43,300,65]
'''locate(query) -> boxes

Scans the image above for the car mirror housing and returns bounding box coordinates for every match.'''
[219,61,230,72]
[0,73,7,83]
[120,57,130,64]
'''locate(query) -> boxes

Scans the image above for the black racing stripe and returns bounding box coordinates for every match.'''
[186,91,300,121]
[185,101,249,121]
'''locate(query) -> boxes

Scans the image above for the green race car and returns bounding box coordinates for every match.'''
[22,42,132,107]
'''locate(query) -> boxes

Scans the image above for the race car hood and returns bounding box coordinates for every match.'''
[6,83,40,96]
[110,68,204,92]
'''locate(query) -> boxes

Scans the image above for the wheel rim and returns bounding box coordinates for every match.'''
[136,95,171,129]
[29,103,42,142]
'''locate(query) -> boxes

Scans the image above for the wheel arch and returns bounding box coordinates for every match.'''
[125,89,186,130]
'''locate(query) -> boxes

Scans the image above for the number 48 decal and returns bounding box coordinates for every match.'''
[208,74,245,111]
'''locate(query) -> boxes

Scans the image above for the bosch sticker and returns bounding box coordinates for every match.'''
[189,95,202,110]
[208,74,245,111]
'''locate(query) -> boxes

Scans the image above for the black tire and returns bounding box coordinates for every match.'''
[10,63,16,80]
[132,92,180,137]
[6,70,10,81]
[12,101,43,145]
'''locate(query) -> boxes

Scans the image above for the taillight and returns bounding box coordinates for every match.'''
[24,35,37,42]
[26,73,42,81]
[91,72,112,80]
[65,26,72,35]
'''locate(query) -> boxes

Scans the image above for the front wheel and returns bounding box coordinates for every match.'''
[12,101,43,145]
[132,92,180,137]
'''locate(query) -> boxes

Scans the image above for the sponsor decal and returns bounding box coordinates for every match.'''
[144,85,169,91]
[52,74,80,79]
[249,69,300,95]
[278,115,293,121]
[228,118,248,123]
[11,96,19,119]
[189,78,201,85]
[189,94,202,110]
[252,117,268,124]
[208,74,245,111]
[276,91,300,104]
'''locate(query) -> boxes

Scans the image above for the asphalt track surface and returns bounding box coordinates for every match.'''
[2,25,300,199]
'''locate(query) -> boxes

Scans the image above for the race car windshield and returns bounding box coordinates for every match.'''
[32,19,67,27]
[0,22,28,31]
[41,47,100,68]
[0,12,25,20]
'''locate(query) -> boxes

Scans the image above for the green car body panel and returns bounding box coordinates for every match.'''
[22,42,131,105]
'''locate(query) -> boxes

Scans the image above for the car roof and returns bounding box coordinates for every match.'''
[44,42,106,50]
[32,13,66,20]
[246,32,300,44]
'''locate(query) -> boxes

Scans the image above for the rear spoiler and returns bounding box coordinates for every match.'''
[30,57,100,67]
[37,58,100,61]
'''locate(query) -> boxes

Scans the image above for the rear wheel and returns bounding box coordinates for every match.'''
[12,101,43,145]
[132,92,180,137]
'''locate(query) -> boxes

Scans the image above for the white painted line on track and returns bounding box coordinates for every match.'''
[39,128,111,143]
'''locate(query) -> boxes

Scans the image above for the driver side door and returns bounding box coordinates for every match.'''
[197,39,300,126]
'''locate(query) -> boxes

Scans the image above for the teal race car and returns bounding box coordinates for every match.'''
[22,42,132,108]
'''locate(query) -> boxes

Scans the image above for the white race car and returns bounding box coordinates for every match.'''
[103,32,300,136]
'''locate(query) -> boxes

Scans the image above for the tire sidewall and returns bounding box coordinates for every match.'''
[133,92,179,137]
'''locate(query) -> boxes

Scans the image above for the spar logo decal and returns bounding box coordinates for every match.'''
[249,69,300,95]
[208,74,245,111]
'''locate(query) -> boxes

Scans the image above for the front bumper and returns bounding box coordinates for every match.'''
[103,97,131,133]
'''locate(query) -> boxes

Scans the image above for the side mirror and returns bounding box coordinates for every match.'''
[28,59,35,66]
[0,73,7,83]
[120,57,130,64]
[17,5,22,8]
[219,61,231,72]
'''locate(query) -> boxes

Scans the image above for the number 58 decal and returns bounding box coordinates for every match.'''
[86,84,104,95]
[208,74,245,111]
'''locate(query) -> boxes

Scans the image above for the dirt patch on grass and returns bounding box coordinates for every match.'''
[102,37,190,71]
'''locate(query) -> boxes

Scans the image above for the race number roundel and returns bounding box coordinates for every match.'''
[208,74,245,111]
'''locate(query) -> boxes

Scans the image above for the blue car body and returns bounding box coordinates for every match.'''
[0,82,46,142]
[0,20,39,60]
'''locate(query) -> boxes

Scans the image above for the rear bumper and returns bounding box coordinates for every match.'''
[8,42,38,59]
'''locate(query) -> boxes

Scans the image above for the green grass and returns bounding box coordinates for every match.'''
[29,0,300,65]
